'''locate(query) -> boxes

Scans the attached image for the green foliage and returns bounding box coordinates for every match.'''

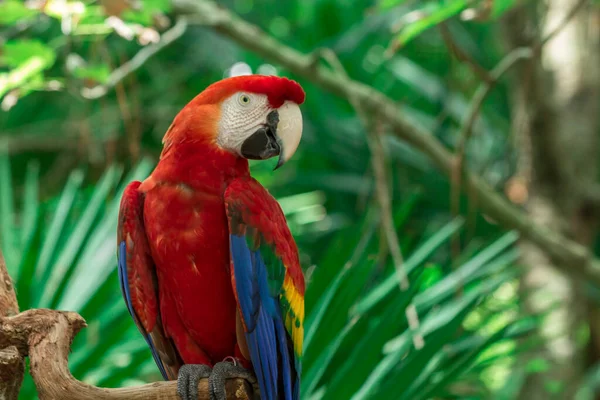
[1,154,531,399]
[0,39,57,98]
[0,0,555,398]
[2,40,55,69]
[121,0,172,25]
[71,63,111,84]
[388,1,468,48]
[0,156,157,398]
[0,1,38,25]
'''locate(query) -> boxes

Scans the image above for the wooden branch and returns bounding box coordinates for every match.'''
[538,0,588,48]
[172,0,600,286]
[439,23,494,83]
[315,48,410,291]
[0,251,18,317]
[449,0,587,282]
[0,346,23,400]
[0,251,23,400]
[450,48,533,257]
[454,0,587,172]
[0,249,254,399]
[81,17,188,99]
[314,49,424,350]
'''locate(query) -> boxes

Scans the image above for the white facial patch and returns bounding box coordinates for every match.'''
[217,92,271,153]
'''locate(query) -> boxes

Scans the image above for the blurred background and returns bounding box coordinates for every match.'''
[1,0,599,399]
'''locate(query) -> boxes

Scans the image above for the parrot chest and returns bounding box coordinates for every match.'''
[143,182,237,363]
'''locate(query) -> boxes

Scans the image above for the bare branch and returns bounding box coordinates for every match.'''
[456,47,533,163]
[0,251,18,317]
[315,49,409,290]
[439,23,494,83]
[81,17,188,99]
[451,48,533,238]
[449,0,588,265]
[539,0,589,48]
[173,0,600,285]
[0,346,23,400]
[314,48,424,349]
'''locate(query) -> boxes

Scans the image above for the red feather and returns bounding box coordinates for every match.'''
[119,75,305,380]
[140,140,246,365]
[197,75,305,108]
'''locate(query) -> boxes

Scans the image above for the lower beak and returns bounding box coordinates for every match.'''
[240,102,303,169]
[240,124,280,161]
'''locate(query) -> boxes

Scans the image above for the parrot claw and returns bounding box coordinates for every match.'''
[209,360,259,400]
[177,364,212,400]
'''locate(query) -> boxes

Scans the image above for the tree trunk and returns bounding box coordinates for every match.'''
[503,1,600,399]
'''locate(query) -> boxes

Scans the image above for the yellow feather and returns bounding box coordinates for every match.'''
[283,273,304,356]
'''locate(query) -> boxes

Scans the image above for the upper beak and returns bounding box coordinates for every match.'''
[273,101,303,169]
[239,101,303,169]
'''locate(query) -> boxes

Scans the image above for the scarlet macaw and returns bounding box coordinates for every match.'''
[117,75,305,400]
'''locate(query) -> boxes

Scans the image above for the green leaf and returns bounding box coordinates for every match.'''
[526,357,550,373]
[304,261,352,353]
[58,159,154,311]
[411,325,516,400]
[353,290,480,400]
[15,161,41,307]
[72,64,111,84]
[378,0,411,11]
[302,316,359,396]
[0,40,57,98]
[32,170,85,306]
[492,0,518,19]
[394,0,468,47]
[41,165,123,308]
[320,272,424,400]
[120,0,172,25]
[351,217,464,315]
[0,1,38,25]
[414,232,518,312]
[2,40,56,68]
[0,153,17,275]
[20,161,40,247]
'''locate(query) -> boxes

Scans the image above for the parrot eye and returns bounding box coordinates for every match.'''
[238,94,252,106]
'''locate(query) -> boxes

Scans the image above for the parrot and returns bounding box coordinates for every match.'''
[116,75,306,400]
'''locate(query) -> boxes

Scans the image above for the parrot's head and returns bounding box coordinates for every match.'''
[166,74,305,169]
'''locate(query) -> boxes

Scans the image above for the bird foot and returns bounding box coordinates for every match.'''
[176,361,258,400]
[210,359,259,400]
[177,364,212,400]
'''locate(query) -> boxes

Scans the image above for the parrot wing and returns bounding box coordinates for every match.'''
[225,177,305,400]
[117,181,182,380]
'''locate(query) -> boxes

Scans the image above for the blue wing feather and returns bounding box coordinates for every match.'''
[275,316,293,400]
[117,240,169,380]
[230,234,295,400]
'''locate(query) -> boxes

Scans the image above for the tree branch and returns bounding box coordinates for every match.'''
[0,346,23,400]
[316,49,409,291]
[538,0,588,48]
[81,17,188,100]
[439,23,494,84]
[0,249,254,399]
[455,0,588,169]
[313,49,424,349]
[0,251,18,317]
[450,47,533,253]
[173,0,600,285]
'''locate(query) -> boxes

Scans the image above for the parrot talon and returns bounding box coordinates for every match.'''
[177,364,212,400]
[209,361,258,400]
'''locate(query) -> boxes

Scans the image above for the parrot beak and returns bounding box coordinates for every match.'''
[240,101,303,170]
[273,101,303,170]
